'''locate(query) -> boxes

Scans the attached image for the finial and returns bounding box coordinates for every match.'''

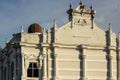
[109,23,112,31]
[79,0,82,5]
[43,27,46,31]
[53,19,57,28]
[90,5,94,29]
[67,3,73,21]
[79,0,85,9]
[119,32,120,39]
[20,25,24,33]
[42,27,46,34]
[90,5,93,10]
[47,29,50,33]
[5,37,9,44]
[69,3,72,9]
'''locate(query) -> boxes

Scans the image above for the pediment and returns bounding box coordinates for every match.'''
[54,22,106,46]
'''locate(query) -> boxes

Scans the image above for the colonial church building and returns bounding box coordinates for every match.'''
[0,1,120,80]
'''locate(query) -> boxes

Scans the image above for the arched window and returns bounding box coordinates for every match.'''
[27,62,39,77]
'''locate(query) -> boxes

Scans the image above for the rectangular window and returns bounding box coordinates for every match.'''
[27,62,39,77]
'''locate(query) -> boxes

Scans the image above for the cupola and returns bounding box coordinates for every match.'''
[28,23,42,33]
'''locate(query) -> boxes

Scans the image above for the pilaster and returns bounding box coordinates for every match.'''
[53,48,59,80]
[107,50,114,80]
[80,46,88,80]
[38,53,43,79]
[81,55,87,80]
[21,54,26,80]
[43,48,47,80]
[47,49,51,80]
[118,33,120,80]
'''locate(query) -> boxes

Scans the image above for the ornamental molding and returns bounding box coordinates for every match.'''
[24,53,38,59]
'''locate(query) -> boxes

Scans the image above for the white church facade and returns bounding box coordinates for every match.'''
[0,1,120,80]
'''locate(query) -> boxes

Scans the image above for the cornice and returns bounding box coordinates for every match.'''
[19,42,40,48]
[52,43,77,49]
[19,42,117,51]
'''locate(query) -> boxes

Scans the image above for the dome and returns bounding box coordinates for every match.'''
[28,23,42,33]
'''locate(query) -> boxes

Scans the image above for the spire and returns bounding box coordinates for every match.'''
[20,25,24,33]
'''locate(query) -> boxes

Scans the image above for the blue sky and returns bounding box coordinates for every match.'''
[0,0,120,47]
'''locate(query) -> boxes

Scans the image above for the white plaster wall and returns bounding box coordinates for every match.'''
[21,33,41,44]
[54,48,81,80]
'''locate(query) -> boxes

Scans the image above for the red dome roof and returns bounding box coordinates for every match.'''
[28,23,42,33]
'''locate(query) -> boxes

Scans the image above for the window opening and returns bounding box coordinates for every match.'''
[27,62,39,77]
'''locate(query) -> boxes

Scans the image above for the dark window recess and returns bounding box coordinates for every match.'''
[27,63,39,77]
